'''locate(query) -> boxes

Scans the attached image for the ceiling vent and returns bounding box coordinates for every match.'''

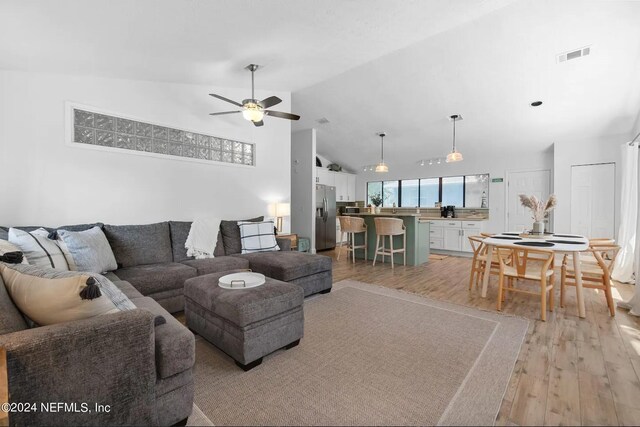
[557,46,591,63]
[316,117,330,125]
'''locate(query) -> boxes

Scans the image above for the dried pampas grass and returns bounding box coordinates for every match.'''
[519,194,557,222]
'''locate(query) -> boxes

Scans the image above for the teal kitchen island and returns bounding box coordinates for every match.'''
[343,213,430,266]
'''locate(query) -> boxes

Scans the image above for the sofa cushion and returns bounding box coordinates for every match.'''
[9,228,72,270]
[184,272,304,327]
[111,279,144,300]
[130,296,195,379]
[58,227,117,273]
[0,263,136,326]
[219,216,263,255]
[0,274,28,334]
[232,251,332,282]
[180,256,249,276]
[104,222,173,268]
[169,221,193,262]
[114,262,197,296]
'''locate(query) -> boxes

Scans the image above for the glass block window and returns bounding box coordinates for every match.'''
[72,108,255,166]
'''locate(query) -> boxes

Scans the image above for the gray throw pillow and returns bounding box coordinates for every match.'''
[219,216,264,255]
[58,226,118,273]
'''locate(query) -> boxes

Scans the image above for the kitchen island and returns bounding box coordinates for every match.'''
[343,213,430,266]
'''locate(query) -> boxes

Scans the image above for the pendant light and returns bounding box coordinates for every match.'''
[446,114,463,163]
[375,132,389,173]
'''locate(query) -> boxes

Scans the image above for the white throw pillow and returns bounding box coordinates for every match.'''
[8,228,72,270]
[238,220,280,254]
[0,239,29,264]
[58,227,117,273]
[0,263,123,326]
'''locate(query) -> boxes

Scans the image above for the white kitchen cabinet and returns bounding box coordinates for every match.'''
[316,168,335,186]
[428,219,485,253]
[347,174,356,201]
[335,173,348,201]
[443,228,462,251]
[316,168,357,201]
[461,228,480,252]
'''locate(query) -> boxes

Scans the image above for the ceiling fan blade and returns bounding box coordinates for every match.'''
[259,96,282,109]
[209,111,241,116]
[209,94,244,107]
[252,120,264,127]
[265,110,301,121]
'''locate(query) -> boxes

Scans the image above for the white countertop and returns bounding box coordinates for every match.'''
[344,212,422,217]
[420,217,489,221]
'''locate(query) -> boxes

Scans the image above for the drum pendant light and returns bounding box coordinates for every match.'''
[446,115,463,163]
[375,132,389,173]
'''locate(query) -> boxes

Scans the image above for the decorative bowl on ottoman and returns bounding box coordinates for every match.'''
[184,271,304,371]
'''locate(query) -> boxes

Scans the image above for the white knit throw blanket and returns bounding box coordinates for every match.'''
[185,217,221,259]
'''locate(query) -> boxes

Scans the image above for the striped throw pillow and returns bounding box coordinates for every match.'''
[8,228,73,270]
[238,220,280,254]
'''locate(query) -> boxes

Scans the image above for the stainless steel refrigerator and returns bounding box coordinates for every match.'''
[315,184,336,251]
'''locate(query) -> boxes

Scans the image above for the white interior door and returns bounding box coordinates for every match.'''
[507,170,550,232]
[571,163,615,239]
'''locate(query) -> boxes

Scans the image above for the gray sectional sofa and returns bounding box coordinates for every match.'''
[0,221,333,426]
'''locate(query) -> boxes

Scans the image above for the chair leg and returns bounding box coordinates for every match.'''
[497,272,504,311]
[604,275,615,317]
[560,265,566,308]
[403,232,407,266]
[364,230,368,261]
[469,259,477,291]
[549,273,555,312]
[540,278,547,322]
[373,235,379,266]
[337,231,345,260]
[390,234,394,269]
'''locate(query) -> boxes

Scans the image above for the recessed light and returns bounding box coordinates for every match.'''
[530,101,543,107]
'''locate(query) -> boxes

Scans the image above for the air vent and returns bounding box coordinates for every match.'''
[316,117,330,125]
[557,46,591,63]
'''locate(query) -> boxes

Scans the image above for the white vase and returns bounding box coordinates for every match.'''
[533,221,545,234]
[375,206,381,214]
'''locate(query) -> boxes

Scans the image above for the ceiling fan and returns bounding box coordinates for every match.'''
[209,64,300,127]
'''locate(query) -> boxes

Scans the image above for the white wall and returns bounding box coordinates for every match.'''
[553,134,627,237]
[356,146,553,233]
[290,129,317,251]
[0,70,291,227]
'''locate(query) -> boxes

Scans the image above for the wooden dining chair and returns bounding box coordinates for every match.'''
[561,244,620,317]
[468,236,505,290]
[480,232,495,238]
[495,246,555,321]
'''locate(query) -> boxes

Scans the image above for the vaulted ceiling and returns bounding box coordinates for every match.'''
[1,0,639,173]
[292,0,640,172]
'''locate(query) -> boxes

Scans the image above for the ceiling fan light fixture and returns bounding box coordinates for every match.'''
[242,102,264,122]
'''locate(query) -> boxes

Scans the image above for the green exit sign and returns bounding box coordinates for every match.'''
[491,178,504,183]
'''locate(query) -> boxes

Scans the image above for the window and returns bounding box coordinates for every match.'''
[419,178,439,208]
[367,181,382,206]
[465,174,489,208]
[442,176,464,207]
[365,173,489,208]
[383,181,399,207]
[72,108,255,166]
[400,179,419,207]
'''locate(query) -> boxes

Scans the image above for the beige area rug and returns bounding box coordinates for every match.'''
[193,280,528,426]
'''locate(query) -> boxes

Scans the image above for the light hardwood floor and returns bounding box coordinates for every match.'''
[327,248,640,426]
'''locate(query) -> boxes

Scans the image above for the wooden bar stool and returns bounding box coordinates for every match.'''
[337,216,367,263]
[373,217,406,268]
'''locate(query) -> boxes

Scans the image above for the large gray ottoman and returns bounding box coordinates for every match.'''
[184,271,304,371]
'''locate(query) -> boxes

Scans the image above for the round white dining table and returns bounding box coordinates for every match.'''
[481,233,589,318]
